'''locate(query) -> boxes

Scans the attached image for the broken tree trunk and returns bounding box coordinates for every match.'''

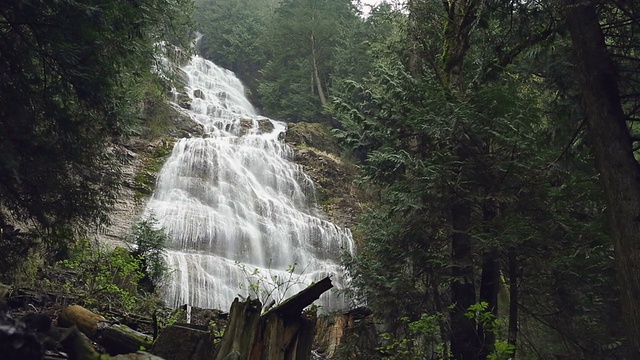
[58,305,153,355]
[214,276,333,360]
[58,305,109,339]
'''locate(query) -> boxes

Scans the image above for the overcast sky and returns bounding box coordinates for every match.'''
[356,0,383,15]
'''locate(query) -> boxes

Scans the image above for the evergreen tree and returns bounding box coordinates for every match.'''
[259,0,360,121]
[0,1,192,244]
[332,1,621,358]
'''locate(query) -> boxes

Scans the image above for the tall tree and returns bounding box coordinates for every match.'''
[259,0,359,121]
[562,0,640,357]
[0,0,191,241]
[333,0,622,359]
[193,0,276,104]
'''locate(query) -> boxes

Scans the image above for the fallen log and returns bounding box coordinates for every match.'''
[265,277,332,319]
[57,305,153,355]
[101,323,154,355]
[214,276,332,360]
[58,305,109,339]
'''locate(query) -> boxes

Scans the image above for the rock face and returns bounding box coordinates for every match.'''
[95,103,203,248]
[96,147,145,248]
[285,122,363,229]
[152,324,215,360]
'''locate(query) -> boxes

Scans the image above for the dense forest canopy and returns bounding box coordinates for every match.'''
[2,0,640,359]
[0,1,191,266]
[192,0,640,358]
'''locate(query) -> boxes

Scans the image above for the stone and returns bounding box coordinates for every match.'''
[151,325,215,360]
[193,89,205,100]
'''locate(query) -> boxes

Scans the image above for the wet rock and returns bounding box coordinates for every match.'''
[176,92,191,109]
[169,109,203,137]
[193,89,205,100]
[151,324,215,360]
[286,122,340,154]
[314,308,377,360]
[288,125,362,229]
[257,118,274,133]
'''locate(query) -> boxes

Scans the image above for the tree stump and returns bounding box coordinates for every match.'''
[214,276,333,360]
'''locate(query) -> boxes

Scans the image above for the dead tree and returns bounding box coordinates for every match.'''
[215,276,333,360]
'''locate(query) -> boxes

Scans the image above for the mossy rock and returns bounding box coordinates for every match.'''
[133,138,176,199]
[151,325,215,360]
[285,122,365,229]
[286,122,341,155]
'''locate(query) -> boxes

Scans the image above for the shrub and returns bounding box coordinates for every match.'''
[128,216,169,293]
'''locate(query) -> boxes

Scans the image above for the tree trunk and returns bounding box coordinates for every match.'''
[440,1,484,359]
[450,201,481,360]
[478,249,499,359]
[58,305,109,339]
[562,1,640,358]
[311,34,327,106]
[442,0,482,92]
[507,249,518,356]
[215,277,333,360]
[477,202,500,359]
[407,0,423,77]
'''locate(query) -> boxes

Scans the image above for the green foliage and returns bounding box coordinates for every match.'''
[134,140,175,200]
[378,313,448,360]
[331,3,618,356]
[237,261,306,311]
[464,302,515,360]
[161,308,187,327]
[193,0,274,104]
[128,216,169,292]
[257,0,363,121]
[0,221,39,284]
[465,302,500,331]
[209,319,225,346]
[54,240,143,312]
[0,0,192,247]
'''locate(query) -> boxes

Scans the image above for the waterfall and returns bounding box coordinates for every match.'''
[144,56,355,311]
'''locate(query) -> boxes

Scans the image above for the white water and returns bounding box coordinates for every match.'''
[144,56,355,311]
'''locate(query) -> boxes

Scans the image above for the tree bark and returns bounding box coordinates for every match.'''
[58,305,154,356]
[562,1,640,357]
[477,202,500,360]
[478,249,499,359]
[215,277,333,360]
[507,249,518,356]
[311,34,327,106]
[440,1,484,359]
[450,201,481,360]
[407,0,423,77]
[58,305,109,339]
[442,0,482,92]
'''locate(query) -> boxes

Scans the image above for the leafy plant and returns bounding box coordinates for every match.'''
[378,313,448,360]
[128,216,169,293]
[236,261,307,311]
[464,302,515,360]
[54,239,142,312]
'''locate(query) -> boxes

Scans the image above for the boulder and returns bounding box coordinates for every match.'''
[151,324,215,360]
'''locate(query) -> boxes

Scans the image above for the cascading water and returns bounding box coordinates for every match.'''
[144,55,355,311]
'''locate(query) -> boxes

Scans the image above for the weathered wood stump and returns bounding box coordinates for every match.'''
[214,276,333,360]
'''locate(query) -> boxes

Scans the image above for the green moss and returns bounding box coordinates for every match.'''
[134,138,175,200]
[286,122,340,154]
